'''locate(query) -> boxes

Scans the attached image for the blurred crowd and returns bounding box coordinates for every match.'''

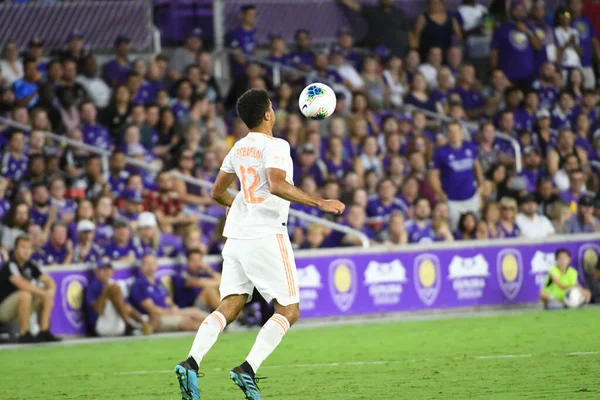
[1,0,600,340]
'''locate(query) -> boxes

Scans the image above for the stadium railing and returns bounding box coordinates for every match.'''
[0,117,371,248]
[213,49,523,173]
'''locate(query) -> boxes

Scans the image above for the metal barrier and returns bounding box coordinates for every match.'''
[213,48,523,173]
[0,117,371,248]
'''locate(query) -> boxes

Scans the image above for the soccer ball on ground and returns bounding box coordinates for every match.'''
[299,83,337,120]
[563,287,585,308]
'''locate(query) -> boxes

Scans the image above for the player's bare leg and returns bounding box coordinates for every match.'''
[230,300,300,400]
[174,294,248,400]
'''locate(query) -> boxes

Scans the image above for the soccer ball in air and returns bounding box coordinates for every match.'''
[563,287,585,308]
[299,83,337,120]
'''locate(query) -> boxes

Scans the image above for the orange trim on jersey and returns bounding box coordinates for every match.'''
[270,315,288,333]
[276,234,294,296]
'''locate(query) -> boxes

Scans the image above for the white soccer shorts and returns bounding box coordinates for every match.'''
[95,301,126,337]
[220,233,299,306]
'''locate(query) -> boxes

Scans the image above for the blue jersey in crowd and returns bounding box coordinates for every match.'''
[82,123,113,150]
[431,142,478,201]
[105,238,144,260]
[366,197,407,223]
[32,242,68,265]
[1,153,28,183]
[228,26,257,76]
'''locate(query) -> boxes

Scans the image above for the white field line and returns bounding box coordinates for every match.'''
[4,353,597,381]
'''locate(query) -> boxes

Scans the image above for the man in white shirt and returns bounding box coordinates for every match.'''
[516,194,556,238]
[329,45,364,91]
[76,55,111,108]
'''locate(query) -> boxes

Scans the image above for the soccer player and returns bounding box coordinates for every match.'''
[540,248,592,309]
[174,89,345,400]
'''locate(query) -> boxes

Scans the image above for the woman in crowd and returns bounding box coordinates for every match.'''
[412,0,462,61]
[454,211,478,240]
[350,92,379,134]
[480,200,502,239]
[355,135,383,180]
[378,211,408,245]
[94,195,115,246]
[0,201,30,249]
[382,55,407,109]
[403,72,442,114]
[101,85,131,139]
[549,200,571,234]
[325,136,353,181]
[497,197,521,238]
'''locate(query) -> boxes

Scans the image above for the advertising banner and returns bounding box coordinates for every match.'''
[47,236,599,335]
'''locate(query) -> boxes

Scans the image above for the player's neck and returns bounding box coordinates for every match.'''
[252,125,273,137]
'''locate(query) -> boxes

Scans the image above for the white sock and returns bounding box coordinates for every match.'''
[188,311,227,367]
[246,314,290,373]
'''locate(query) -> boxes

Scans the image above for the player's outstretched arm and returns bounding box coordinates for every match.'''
[266,168,345,215]
[211,170,237,207]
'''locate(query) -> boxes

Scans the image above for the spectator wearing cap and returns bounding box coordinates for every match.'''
[119,188,144,226]
[105,217,143,261]
[411,0,462,62]
[32,222,72,266]
[72,220,103,263]
[129,253,206,332]
[171,28,204,78]
[0,234,61,343]
[429,121,483,229]
[559,167,586,212]
[136,211,182,258]
[490,0,541,89]
[516,194,555,237]
[172,249,221,311]
[227,5,258,77]
[335,27,363,70]
[11,58,39,109]
[288,29,316,72]
[0,41,23,86]
[567,195,600,233]
[86,256,151,337]
[102,36,131,88]
[1,130,28,187]
[339,0,410,58]
[293,144,327,187]
[49,175,78,224]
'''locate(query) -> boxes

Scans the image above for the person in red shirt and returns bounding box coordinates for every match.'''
[144,171,197,233]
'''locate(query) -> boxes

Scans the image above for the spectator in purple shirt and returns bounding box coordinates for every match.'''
[453,64,486,119]
[33,222,72,266]
[49,175,77,224]
[102,36,131,88]
[497,196,521,238]
[80,101,113,150]
[490,0,541,88]
[429,120,483,229]
[567,195,600,233]
[228,4,258,77]
[366,178,407,231]
[325,136,353,180]
[105,217,144,261]
[337,204,375,247]
[30,182,53,229]
[518,146,545,193]
[559,168,586,213]
[454,211,478,240]
[171,79,193,120]
[405,197,438,243]
[129,253,206,332]
[72,220,103,264]
[1,130,28,186]
[514,89,540,132]
[288,29,316,72]
[94,195,114,246]
[293,144,327,187]
[127,72,153,106]
[86,256,151,337]
[173,249,221,310]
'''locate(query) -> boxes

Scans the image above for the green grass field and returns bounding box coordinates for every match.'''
[1,309,599,400]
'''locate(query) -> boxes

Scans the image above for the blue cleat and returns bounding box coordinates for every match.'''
[174,361,201,400]
[229,364,264,400]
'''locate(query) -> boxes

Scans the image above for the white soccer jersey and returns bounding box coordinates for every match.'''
[220,132,294,239]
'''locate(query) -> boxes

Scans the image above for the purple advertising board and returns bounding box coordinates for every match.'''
[47,235,600,335]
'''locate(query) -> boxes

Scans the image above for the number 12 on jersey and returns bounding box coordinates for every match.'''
[239,166,264,204]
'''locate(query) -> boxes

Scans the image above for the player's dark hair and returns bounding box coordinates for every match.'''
[236,89,270,129]
[555,248,571,259]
